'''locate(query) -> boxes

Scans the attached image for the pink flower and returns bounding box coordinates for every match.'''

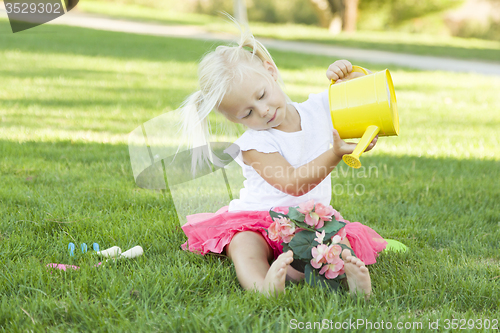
[268,216,296,243]
[324,244,342,264]
[319,256,344,279]
[314,230,325,244]
[304,212,325,229]
[331,235,342,244]
[298,200,322,228]
[331,227,346,244]
[298,200,335,229]
[310,244,329,269]
[297,199,315,215]
[268,219,282,243]
[332,209,346,223]
[279,219,296,243]
[314,203,335,222]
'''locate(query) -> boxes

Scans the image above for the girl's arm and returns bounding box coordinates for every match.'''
[241,130,378,196]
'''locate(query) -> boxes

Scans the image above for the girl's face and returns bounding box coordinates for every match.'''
[217,61,288,131]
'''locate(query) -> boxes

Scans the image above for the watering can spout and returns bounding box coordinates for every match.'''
[342,125,380,169]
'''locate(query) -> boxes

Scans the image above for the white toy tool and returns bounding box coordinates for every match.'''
[97,246,122,258]
[97,245,144,259]
[120,246,144,259]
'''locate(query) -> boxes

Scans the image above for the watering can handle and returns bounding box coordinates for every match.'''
[330,65,369,84]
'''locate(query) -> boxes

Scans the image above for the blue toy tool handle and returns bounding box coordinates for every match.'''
[93,243,100,252]
[81,243,88,253]
[68,242,75,257]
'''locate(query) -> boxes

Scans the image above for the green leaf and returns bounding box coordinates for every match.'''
[288,207,305,223]
[304,263,315,283]
[324,227,347,242]
[290,258,306,272]
[269,209,288,221]
[339,243,356,258]
[318,219,345,234]
[288,230,317,260]
[293,219,315,231]
[304,263,342,291]
[288,206,320,231]
[282,242,291,253]
[324,278,342,291]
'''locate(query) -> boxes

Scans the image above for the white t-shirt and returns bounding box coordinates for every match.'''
[228,89,333,212]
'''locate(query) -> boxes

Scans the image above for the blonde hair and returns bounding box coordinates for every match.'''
[178,22,289,175]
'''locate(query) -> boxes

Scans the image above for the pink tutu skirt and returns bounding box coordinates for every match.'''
[181,206,386,265]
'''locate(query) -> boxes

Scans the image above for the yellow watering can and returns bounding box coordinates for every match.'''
[329,66,399,169]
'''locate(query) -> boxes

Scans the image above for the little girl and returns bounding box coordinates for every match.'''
[179,27,386,298]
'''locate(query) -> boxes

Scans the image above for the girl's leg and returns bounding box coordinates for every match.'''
[286,266,305,282]
[226,231,293,296]
[340,237,372,299]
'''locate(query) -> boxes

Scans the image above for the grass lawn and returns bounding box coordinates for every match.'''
[1,17,500,332]
[75,1,500,63]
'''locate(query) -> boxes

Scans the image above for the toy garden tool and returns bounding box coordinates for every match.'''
[120,246,144,259]
[47,245,144,272]
[329,65,399,168]
[384,239,408,253]
[97,246,122,258]
[68,243,75,257]
[97,245,144,259]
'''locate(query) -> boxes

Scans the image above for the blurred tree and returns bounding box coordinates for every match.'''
[309,0,359,33]
[359,0,463,27]
[344,0,359,32]
[248,0,319,25]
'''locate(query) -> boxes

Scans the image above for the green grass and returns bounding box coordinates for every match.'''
[1,17,500,332]
[76,0,500,63]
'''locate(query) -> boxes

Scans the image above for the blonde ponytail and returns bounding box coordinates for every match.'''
[179,90,208,149]
[178,90,213,176]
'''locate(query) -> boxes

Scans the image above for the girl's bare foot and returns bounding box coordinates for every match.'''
[261,250,294,297]
[342,249,371,299]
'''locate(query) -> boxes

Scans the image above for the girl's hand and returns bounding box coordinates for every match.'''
[326,60,366,83]
[331,129,378,158]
